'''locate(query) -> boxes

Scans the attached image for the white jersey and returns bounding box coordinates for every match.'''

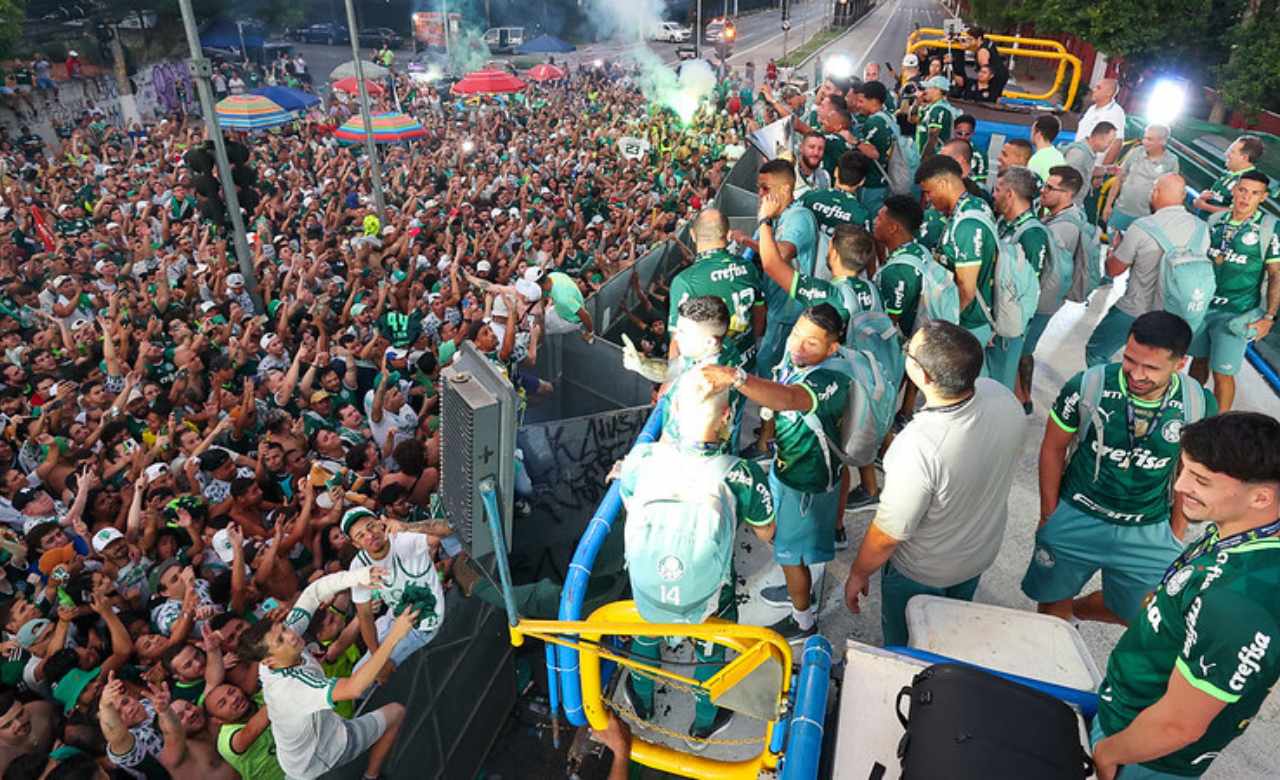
[350,532,445,634]
[259,654,349,778]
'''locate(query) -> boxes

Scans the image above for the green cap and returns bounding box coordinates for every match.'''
[53,666,101,713]
[340,506,377,536]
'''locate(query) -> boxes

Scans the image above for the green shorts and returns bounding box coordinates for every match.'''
[1020,500,1184,623]
[1188,309,1248,376]
[769,467,838,567]
[1022,311,1054,357]
[984,334,1025,391]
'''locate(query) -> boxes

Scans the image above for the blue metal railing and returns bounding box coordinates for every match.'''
[553,399,668,726]
[781,636,834,780]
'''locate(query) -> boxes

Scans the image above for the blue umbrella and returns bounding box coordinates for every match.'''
[250,86,320,113]
[516,34,576,54]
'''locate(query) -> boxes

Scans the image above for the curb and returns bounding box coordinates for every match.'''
[793,3,879,70]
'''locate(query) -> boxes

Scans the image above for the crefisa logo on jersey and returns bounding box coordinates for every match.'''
[1229,632,1272,692]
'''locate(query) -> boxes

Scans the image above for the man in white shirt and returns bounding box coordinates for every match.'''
[1076,78,1126,166]
[240,566,416,780]
[343,507,446,672]
[843,321,1027,645]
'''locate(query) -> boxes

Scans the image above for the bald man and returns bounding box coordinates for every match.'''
[1077,78,1126,165]
[669,209,767,369]
[1103,124,1180,237]
[1086,173,1209,366]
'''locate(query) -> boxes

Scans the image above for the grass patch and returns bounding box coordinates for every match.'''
[776,27,844,68]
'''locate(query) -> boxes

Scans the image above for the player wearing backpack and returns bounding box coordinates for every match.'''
[850,81,899,214]
[991,166,1054,397]
[1022,312,1218,626]
[729,160,818,377]
[874,195,935,338]
[797,151,873,282]
[844,321,1025,645]
[1086,174,1212,367]
[702,304,849,642]
[1044,166,1104,306]
[913,76,956,157]
[1188,171,1280,412]
[916,154,1000,351]
[616,377,775,748]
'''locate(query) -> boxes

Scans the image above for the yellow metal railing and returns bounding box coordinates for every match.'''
[904,28,1083,109]
[511,600,793,780]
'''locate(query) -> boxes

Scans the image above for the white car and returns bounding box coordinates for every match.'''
[651,21,691,43]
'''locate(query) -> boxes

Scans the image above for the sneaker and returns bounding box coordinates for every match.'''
[685,707,734,752]
[759,584,792,607]
[767,614,817,643]
[621,673,653,721]
[845,485,879,511]
[834,526,849,550]
[1022,400,1034,416]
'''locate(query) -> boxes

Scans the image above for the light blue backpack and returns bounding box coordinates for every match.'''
[959,210,1040,337]
[1139,219,1216,333]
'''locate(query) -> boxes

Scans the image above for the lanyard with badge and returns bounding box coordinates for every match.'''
[1122,380,1174,461]
[1160,517,1280,589]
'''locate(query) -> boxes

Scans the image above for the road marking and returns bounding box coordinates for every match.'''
[852,0,902,74]
[726,2,831,64]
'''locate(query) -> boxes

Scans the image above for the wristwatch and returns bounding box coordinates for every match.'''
[1265,313,1277,322]
[731,367,749,390]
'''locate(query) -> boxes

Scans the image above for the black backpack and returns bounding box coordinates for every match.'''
[896,664,1094,780]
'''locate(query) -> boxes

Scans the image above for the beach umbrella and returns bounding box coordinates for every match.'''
[451,69,526,95]
[333,112,428,144]
[525,63,566,82]
[250,86,320,113]
[332,77,386,96]
[330,60,390,80]
[214,93,292,130]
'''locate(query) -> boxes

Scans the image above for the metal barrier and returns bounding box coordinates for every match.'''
[905,29,1083,109]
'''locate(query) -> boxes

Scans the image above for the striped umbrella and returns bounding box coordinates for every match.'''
[333,112,428,144]
[214,93,293,130]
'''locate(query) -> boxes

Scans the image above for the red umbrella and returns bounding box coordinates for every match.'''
[332,77,385,96]
[525,63,566,82]
[451,69,527,95]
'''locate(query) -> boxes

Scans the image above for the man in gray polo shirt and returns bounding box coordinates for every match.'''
[843,321,1027,645]
[1087,174,1209,366]
[1102,124,1180,236]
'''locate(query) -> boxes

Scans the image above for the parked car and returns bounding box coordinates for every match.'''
[483,27,524,54]
[705,18,726,43]
[359,27,404,49]
[299,23,348,45]
[650,21,691,43]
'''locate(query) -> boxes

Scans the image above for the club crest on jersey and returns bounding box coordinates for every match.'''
[1162,419,1184,444]
[1165,565,1193,596]
[1242,230,1259,246]
[657,555,685,582]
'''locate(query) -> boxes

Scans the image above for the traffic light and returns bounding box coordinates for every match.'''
[183,138,260,227]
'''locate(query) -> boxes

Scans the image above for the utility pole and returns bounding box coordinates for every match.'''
[176,0,262,313]
[344,0,389,222]
[695,0,702,59]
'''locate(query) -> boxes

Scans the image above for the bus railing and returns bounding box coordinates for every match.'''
[905,28,1083,109]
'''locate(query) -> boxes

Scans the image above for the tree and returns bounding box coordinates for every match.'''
[0,0,25,60]
[1213,0,1280,119]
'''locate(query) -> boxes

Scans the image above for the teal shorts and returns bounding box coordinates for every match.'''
[963,321,994,377]
[1022,311,1054,357]
[984,334,1025,391]
[1089,718,1187,779]
[1086,307,1136,368]
[1020,501,1185,623]
[1108,209,1140,234]
[1188,309,1248,376]
[769,467,838,567]
[880,560,981,647]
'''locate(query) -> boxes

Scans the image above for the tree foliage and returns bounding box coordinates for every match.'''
[1214,0,1280,116]
[0,0,26,60]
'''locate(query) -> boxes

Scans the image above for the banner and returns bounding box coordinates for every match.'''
[747,116,793,161]
[617,136,651,160]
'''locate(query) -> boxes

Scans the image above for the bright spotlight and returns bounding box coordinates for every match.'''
[593,58,604,69]
[461,140,475,153]
[824,54,853,81]
[1146,78,1188,127]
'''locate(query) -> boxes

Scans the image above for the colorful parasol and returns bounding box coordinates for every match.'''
[524,63,566,82]
[451,69,527,95]
[332,77,386,96]
[333,112,428,144]
[214,93,293,130]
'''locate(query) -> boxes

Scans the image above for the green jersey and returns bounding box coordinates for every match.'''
[970,148,989,186]
[660,344,747,445]
[790,272,879,325]
[1000,209,1054,313]
[915,100,955,152]
[620,442,774,528]
[770,359,850,493]
[876,240,932,335]
[1051,366,1218,526]
[1201,166,1254,211]
[856,112,896,190]
[668,249,766,367]
[1207,211,1280,314]
[798,188,871,235]
[940,193,998,330]
[218,722,285,780]
[918,206,947,250]
[1098,522,1280,776]
[821,132,849,177]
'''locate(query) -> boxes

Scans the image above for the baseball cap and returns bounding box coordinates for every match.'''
[340,506,377,536]
[902,54,919,68]
[53,666,101,714]
[147,557,183,596]
[922,75,951,91]
[52,275,72,288]
[144,462,170,484]
[92,527,125,553]
[259,332,280,351]
[226,273,245,288]
[12,487,43,512]
[211,527,238,564]
[385,347,407,363]
[491,297,509,317]
[310,389,331,403]
[475,260,492,273]
[523,266,546,284]
[515,278,542,303]
[350,303,368,316]
[16,618,51,650]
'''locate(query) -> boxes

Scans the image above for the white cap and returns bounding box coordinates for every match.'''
[491,296,509,317]
[523,266,546,283]
[91,527,124,553]
[259,332,279,350]
[490,208,503,218]
[475,260,492,273]
[226,273,245,288]
[901,54,919,68]
[52,275,72,287]
[211,527,237,564]
[515,278,542,303]
[144,462,170,484]
[199,301,218,313]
